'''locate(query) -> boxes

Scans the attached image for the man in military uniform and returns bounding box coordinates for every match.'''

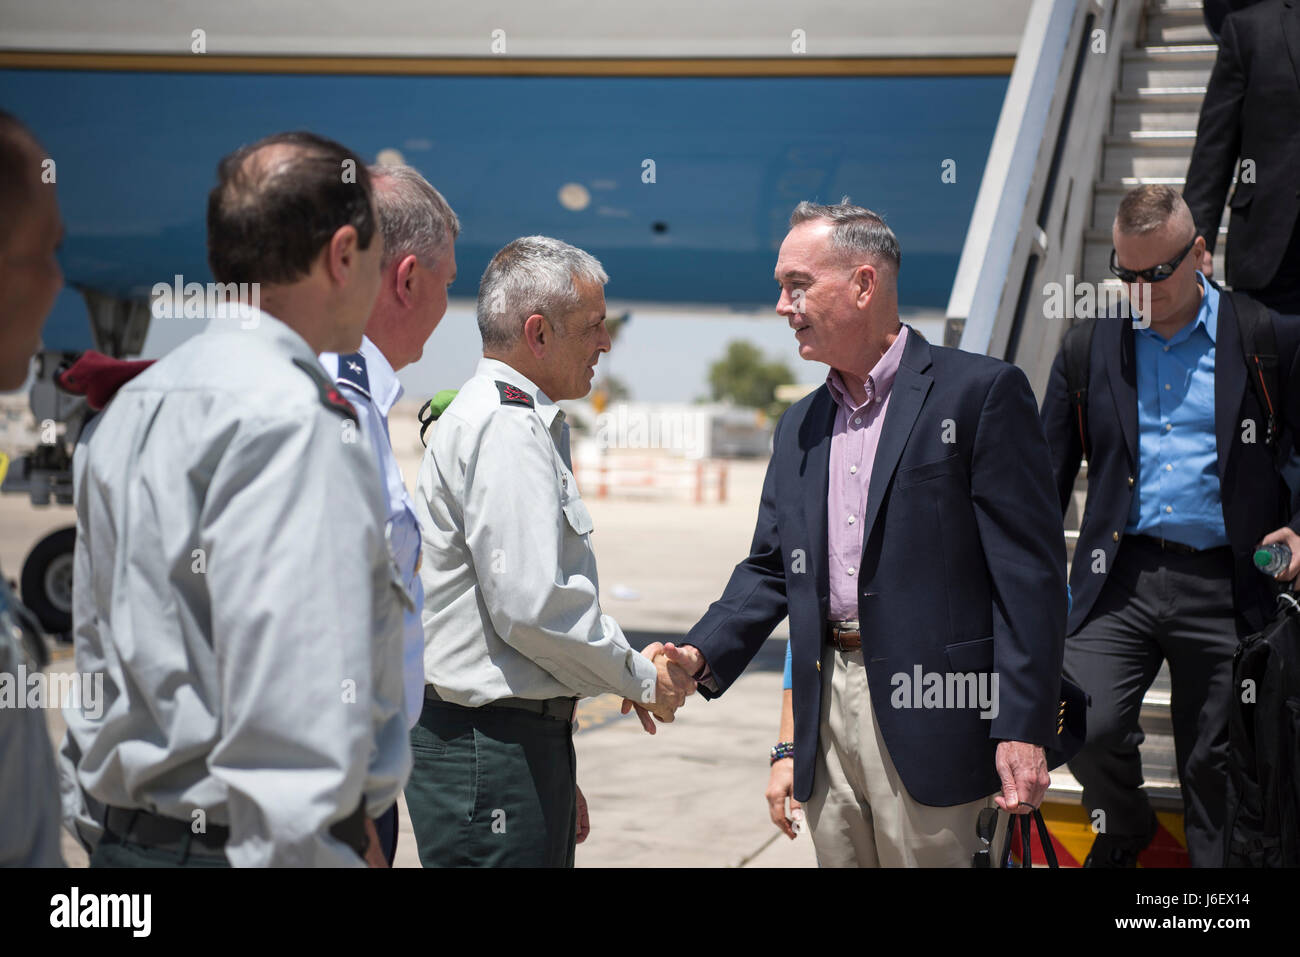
[0,109,66,866]
[407,235,695,867]
[320,163,459,864]
[59,131,410,867]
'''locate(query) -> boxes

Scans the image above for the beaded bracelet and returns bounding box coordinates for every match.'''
[770,741,795,765]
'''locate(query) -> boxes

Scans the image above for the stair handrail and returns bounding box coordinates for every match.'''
[947,0,1143,401]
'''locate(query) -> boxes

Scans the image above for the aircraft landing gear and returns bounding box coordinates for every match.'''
[20,525,76,638]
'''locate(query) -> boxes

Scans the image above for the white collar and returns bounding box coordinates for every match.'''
[359,336,403,416]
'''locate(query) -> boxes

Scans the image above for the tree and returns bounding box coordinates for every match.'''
[707,340,794,411]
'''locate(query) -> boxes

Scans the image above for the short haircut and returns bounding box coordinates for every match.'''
[0,110,42,232]
[369,164,460,270]
[1115,184,1192,237]
[207,131,376,285]
[476,236,607,351]
[789,197,901,272]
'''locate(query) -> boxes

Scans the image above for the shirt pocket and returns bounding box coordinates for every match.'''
[562,495,595,536]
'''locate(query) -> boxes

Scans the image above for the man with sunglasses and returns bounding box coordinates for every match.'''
[1041,184,1300,867]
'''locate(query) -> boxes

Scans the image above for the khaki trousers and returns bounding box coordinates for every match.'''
[806,646,1007,867]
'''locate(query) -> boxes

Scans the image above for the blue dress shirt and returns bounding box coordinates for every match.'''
[321,336,427,729]
[1125,273,1229,550]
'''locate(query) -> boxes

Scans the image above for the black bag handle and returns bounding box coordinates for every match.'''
[997,809,1060,868]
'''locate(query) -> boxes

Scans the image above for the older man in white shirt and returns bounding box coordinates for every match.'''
[320,163,459,865]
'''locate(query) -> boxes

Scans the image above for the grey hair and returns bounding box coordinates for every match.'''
[368,163,460,269]
[476,236,608,351]
[789,196,901,272]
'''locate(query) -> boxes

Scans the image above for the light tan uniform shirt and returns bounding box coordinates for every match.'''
[61,308,410,867]
[414,357,657,706]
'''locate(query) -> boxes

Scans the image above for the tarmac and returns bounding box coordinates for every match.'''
[2,404,816,867]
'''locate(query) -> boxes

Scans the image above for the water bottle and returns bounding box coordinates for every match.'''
[1254,543,1291,577]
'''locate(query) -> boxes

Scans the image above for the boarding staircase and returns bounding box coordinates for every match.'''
[947,0,1229,862]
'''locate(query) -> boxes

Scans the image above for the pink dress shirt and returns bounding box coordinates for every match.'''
[826,325,909,621]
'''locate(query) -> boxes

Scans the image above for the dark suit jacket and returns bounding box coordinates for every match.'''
[1184,0,1300,291]
[1040,288,1300,639]
[683,327,1068,807]
[1204,0,1265,38]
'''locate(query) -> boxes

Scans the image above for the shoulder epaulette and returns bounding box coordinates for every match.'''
[335,352,371,400]
[293,357,358,423]
[495,380,534,408]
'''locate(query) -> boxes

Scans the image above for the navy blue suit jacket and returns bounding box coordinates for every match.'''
[1041,290,1300,639]
[683,327,1068,807]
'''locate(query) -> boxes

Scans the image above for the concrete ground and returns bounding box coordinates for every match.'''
[3,416,815,868]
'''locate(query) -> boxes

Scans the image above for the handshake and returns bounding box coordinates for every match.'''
[620,642,704,734]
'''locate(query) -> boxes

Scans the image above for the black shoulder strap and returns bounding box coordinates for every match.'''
[417,400,436,448]
[1061,318,1099,462]
[1229,290,1281,453]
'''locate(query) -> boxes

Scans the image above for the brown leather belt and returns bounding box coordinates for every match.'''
[826,619,861,651]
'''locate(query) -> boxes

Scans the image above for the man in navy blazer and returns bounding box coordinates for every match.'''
[658,201,1070,866]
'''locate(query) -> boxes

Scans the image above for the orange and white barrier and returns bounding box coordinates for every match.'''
[572,456,728,505]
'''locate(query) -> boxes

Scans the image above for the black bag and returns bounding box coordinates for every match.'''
[972,807,1060,867]
[1224,590,1300,866]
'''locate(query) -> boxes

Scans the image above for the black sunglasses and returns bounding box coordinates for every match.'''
[1109,237,1196,283]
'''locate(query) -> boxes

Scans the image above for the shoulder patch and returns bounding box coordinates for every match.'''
[293,357,358,423]
[495,380,535,408]
[335,352,371,400]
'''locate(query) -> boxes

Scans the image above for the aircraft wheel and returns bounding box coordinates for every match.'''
[20,525,76,636]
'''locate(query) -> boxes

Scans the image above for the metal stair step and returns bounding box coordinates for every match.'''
[1102,140,1196,180]
[1139,43,1218,56]
[1121,49,1216,91]
[1144,0,1212,39]
[1107,129,1198,145]
[1145,16,1214,45]
[1112,103,1204,131]
[1119,85,1207,98]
